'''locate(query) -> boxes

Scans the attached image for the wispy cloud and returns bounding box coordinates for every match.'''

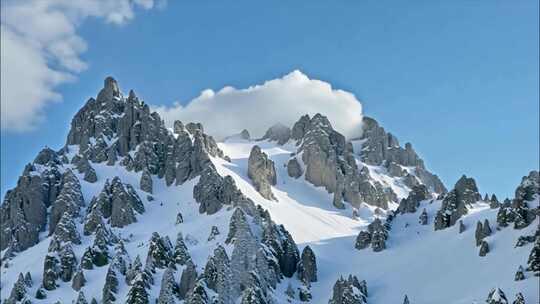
[0,0,166,132]
[154,70,364,140]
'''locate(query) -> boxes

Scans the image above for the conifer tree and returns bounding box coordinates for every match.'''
[173,232,191,266]
[527,237,540,276]
[513,293,525,304]
[514,265,525,281]
[126,273,150,304]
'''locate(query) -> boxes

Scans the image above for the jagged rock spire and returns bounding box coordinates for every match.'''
[247,145,277,200]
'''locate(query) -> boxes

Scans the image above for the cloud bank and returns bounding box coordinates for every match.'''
[0,0,165,132]
[154,70,363,140]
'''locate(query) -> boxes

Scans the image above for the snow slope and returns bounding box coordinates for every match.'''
[1,138,538,304]
[218,139,540,304]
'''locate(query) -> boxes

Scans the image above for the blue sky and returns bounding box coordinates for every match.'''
[1,1,538,199]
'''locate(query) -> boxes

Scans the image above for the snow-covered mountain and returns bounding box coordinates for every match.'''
[1,77,538,304]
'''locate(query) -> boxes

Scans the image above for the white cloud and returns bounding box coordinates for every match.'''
[0,0,165,132]
[154,70,364,140]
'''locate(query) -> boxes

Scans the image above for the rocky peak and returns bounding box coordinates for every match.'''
[261,123,291,145]
[515,170,539,202]
[434,175,480,230]
[240,129,251,140]
[358,116,446,194]
[454,175,481,204]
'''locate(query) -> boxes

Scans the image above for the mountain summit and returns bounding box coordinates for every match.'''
[1,77,538,304]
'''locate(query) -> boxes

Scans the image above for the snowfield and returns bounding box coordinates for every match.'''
[1,138,538,304]
[218,139,539,304]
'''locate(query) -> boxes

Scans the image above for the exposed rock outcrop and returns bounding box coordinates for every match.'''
[358,116,446,194]
[1,149,63,251]
[261,123,291,145]
[87,177,144,228]
[194,166,254,215]
[297,245,317,285]
[287,158,303,179]
[248,146,277,200]
[397,185,430,214]
[434,175,481,230]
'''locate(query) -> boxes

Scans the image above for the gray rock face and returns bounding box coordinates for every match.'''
[49,170,84,235]
[179,260,198,299]
[239,129,251,140]
[358,116,446,194]
[66,77,227,192]
[88,177,144,228]
[289,114,365,208]
[287,114,403,209]
[247,146,277,200]
[297,245,317,285]
[194,166,253,215]
[262,123,291,145]
[72,270,86,291]
[479,240,489,257]
[504,170,540,230]
[140,170,153,194]
[1,151,63,251]
[459,220,466,233]
[434,175,481,230]
[287,158,303,179]
[398,185,430,214]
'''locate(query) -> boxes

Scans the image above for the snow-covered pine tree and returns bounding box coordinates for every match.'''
[146,232,172,270]
[74,291,89,304]
[514,265,525,281]
[102,264,119,304]
[126,273,150,304]
[403,294,410,304]
[240,286,266,304]
[475,221,484,246]
[513,293,525,304]
[58,244,77,282]
[42,254,59,290]
[486,288,508,304]
[497,205,509,228]
[207,226,220,241]
[6,273,28,303]
[173,232,191,266]
[355,231,371,250]
[419,209,428,225]
[526,236,539,276]
[369,218,387,252]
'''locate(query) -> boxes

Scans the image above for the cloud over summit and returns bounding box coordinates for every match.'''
[154,70,364,140]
